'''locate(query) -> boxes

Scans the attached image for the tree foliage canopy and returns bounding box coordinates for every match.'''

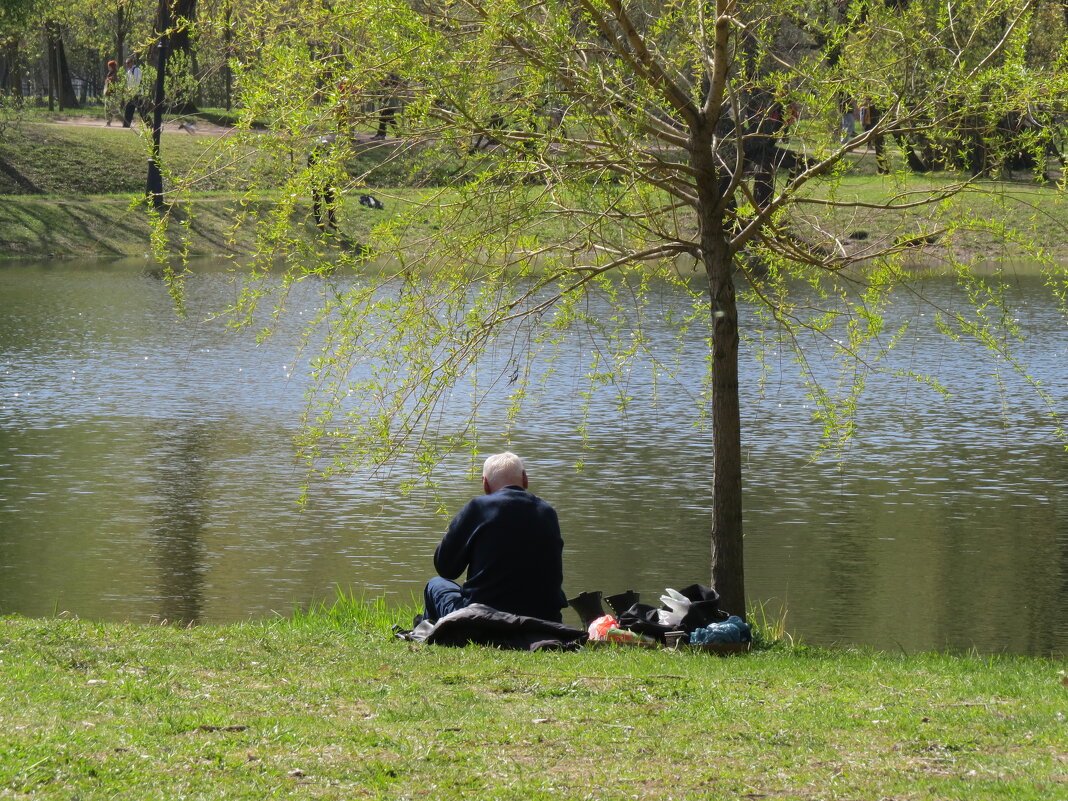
[161,0,1068,612]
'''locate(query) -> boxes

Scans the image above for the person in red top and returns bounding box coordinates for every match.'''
[103,60,119,126]
[423,452,566,623]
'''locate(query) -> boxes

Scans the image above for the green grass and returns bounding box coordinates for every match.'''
[0,194,256,258]
[798,169,1068,266]
[0,188,457,260]
[4,176,1066,268]
[3,119,1068,265]
[0,120,462,197]
[0,119,468,258]
[0,122,252,196]
[0,599,1063,800]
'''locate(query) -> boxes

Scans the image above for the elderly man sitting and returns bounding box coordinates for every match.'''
[422,452,566,623]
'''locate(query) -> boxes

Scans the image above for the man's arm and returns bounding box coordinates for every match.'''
[433,502,476,580]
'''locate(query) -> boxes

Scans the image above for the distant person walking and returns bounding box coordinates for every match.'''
[373,73,402,140]
[122,57,144,128]
[308,134,339,233]
[103,60,120,127]
[839,95,857,143]
[860,97,890,174]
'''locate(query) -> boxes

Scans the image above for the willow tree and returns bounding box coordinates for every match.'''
[186,0,1066,615]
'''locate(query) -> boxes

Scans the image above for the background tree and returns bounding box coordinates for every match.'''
[58,0,146,100]
[0,0,228,110]
[179,0,1066,615]
[153,0,200,111]
[43,12,80,109]
[0,0,37,95]
[108,0,136,65]
[0,0,154,104]
[195,0,235,109]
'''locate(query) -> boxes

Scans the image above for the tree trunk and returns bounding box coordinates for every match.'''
[169,0,197,52]
[147,0,169,211]
[79,51,89,104]
[691,119,747,619]
[3,37,24,96]
[45,22,79,109]
[115,6,126,62]
[895,132,931,172]
[223,3,232,111]
[161,0,199,113]
[47,39,55,111]
[704,236,745,618]
[0,42,12,94]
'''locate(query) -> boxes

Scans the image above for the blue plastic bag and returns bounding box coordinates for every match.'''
[689,616,752,645]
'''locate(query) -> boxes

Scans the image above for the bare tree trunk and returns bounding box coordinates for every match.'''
[223,3,232,111]
[47,38,56,111]
[0,42,11,93]
[169,0,197,52]
[705,236,745,618]
[45,22,79,109]
[80,49,89,104]
[115,6,126,62]
[3,38,24,96]
[162,0,199,112]
[147,0,168,210]
[692,118,746,619]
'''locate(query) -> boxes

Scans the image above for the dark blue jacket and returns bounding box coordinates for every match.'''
[434,486,566,622]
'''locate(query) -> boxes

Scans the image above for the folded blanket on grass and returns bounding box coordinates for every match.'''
[396,603,587,651]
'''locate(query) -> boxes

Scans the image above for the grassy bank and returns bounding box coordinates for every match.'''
[0,120,446,198]
[0,600,1063,800]
[4,181,1066,266]
[0,190,438,260]
[0,120,449,259]
[801,172,1068,265]
[0,122,247,197]
[2,120,1067,264]
[0,194,256,259]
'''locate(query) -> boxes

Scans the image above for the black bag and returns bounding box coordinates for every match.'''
[675,583,729,630]
[616,603,675,643]
[616,584,729,640]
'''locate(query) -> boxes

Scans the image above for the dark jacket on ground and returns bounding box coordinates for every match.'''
[434,485,566,622]
[403,604,586,651]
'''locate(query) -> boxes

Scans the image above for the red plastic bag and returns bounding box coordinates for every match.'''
[587,614,618,640]
[588,615,656,645]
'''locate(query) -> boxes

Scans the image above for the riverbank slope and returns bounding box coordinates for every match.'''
[0,602,1062,800]
[2,120,1067,263]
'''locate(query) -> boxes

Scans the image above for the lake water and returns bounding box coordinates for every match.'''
[1,257,1065,656]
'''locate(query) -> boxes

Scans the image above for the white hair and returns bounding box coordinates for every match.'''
[482,451,525,490]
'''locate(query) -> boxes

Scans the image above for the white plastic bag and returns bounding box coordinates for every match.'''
[656,588,690,627]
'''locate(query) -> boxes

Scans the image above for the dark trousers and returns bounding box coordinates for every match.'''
[312,186,337,231]
[123,98,147,128]
[423,577,467,622]
[375,105,398,138]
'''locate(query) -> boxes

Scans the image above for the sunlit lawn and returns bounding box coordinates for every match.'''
[0,600,1063,800]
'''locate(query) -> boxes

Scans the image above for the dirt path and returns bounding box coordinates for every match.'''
[46,115,235,138]
[43,116,398,146]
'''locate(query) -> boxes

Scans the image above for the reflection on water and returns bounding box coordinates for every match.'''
[0,257,1065,655]
[150,422,209,625]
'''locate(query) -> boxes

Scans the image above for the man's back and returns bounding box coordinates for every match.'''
[434,486,565,622]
